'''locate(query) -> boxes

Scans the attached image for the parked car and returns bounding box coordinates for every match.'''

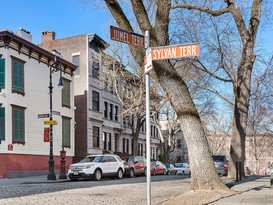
[164,163,177,175]
[212,155,229,176]
[173,163,191,175]
[123,156,147,177]
[67,154,124,181]
[151,161,166,175]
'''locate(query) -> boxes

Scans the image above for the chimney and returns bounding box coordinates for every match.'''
[16,28,32,42]
[42,31,56,43]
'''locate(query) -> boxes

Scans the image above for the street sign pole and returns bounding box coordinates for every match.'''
[145,30,151,205]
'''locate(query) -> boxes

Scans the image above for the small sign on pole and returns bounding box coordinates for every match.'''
[44,120,57,125]
[38,114,50,118]
[144,48,153,73]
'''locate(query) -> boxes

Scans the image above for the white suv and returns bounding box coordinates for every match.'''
[67,154,124,181]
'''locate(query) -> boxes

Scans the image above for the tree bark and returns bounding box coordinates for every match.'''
[104,0,228,190]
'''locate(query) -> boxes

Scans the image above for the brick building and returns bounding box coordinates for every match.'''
[39,31,161,161]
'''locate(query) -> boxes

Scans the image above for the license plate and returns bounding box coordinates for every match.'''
[74,171,79,175]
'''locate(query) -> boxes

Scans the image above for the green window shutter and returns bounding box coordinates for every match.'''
[63,118,70,147]
[13,108,25,142]
[12,60,24,93]
[0,108,5,141]
[0,58,5,89]
[62,80,70,107]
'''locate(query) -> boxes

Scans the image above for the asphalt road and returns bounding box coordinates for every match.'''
[0,174,191,205]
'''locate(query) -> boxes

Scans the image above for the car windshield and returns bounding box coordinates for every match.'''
[151,161,156,166]
[124,157,134,163]
[80,156,103,163]
[174,163,182,168]
[212,156,225,162]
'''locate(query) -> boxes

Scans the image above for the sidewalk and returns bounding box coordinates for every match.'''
[211,175,273,205]
[0,174,69,186]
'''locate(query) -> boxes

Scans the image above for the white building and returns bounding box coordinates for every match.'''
[0,29,77,178]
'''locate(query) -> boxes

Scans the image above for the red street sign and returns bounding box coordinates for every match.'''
[44,127,50,142]
[110,26,145,48]
[151,43,200,60]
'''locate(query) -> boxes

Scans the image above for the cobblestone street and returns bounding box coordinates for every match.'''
[0,175,190,205]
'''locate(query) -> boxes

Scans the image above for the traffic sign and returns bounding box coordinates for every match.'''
[38,114,50,118]
[145,48,153,73]
[44,120,57,125]
[110,26,145,48]
[151,43,200,60]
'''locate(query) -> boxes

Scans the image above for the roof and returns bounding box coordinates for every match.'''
[0,30,77,75]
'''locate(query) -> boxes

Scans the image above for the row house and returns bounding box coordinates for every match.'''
[39,31,161,161]
[0,29,77,178]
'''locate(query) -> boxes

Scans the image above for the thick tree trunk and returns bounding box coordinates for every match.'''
[154,61,227,190]
[229,45,255,178]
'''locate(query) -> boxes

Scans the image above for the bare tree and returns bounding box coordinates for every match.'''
[171,0,271,178]
[104,0,227,190]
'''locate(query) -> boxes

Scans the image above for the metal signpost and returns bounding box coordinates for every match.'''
[110,25,199,205]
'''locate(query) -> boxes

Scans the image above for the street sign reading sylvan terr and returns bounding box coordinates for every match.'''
[151,43,200,60]
[110,26,145,48]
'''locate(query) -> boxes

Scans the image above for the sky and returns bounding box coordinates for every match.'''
[1,0,112,44]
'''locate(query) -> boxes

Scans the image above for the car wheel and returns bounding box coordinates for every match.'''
[175,171,177,175]
[117,168,123,179]
[129,168,135,178]
[153,169,156,176]
[182,171,185,175]
[93,169,102,181]
[143,168,147,176]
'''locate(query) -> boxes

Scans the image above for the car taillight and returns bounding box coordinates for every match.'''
[224,162,228,168]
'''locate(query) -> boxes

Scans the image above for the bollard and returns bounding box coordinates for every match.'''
[59,147,67,179]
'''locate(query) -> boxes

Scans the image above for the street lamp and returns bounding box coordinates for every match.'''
[47,55,63,180]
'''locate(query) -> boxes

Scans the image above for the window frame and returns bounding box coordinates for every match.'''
[12,105,26,144]
[11,56,25,95]
[62,78,71,108]
[92,90,100,111]
[62,116,71,148]
[0,58,5,89]
[93,126,100,148]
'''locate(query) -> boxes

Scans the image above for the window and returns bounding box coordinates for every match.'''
[123,138,126,153]
[0,58,5,89]
[62,79,70,108]
[131,139,134,155]
[177,139,182,148]
[103,132,107,150]
[104,102,108,118]
[12,105,25,144]
[126,139,129,153]
[62,117,71,148]
[109,104,113,120]
[0,107,5,142]
[72,55,80,75]
[108,133,112,151]
[92,59,99,78]
[93,126,100,147]
[92,91,99,111]
[114,106,118,121]
[12,57,25,94]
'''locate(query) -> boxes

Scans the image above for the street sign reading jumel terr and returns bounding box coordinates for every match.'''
[110,26,145,48]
